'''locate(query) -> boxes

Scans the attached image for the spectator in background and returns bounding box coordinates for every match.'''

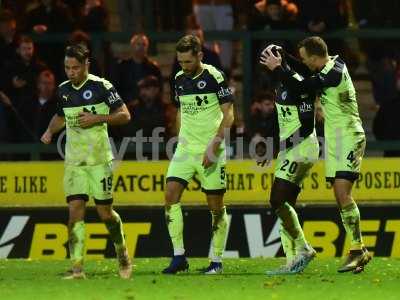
[111,34,162,110]
[20,69,57,142]
[248,90,278,140]
[25,0,75,80]
[0,9,18,141]
[67,30,102,76]
[192,0,234,74]
[0,90,11,142]
[170,27,222,79]
[298,0,347,33]
[373,96,400,157]
[2,35,47,142]
[353,0,400,28]
[248,0,298,93]
[248,0,297,31]
[25,0,74,34]
[117,0,145,32]
[0,9,17,69]
[3,35,47,106]
[155,0,192,31]
[367,56,398,107]
[133,76,167,137]
[110,76,168,153]
[297,0,349,60]
[79,0,108,33]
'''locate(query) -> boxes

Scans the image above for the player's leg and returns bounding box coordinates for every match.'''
[198,152,227,274]
[92,162,132,279]
[66,198,86,279]
[267,136,319,275]
[63,165,89,279]
[162,148,194,274]
[328,133,371,272]
[270,178,312,253]
[96,203,132,278]
[334,178,371,273]
[204,193,227,274]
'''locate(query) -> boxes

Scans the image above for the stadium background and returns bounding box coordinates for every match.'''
[0,0,400,263]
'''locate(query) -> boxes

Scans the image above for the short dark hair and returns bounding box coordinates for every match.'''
[65,44,89,64]
[138,75,160,89]
[16,35,33,47]
[176,35,201,55]
[298,36,328,57]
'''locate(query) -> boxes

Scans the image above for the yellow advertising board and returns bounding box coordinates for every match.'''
[0,158,399,206]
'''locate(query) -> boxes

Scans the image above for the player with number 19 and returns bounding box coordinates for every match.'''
[41,44,132,279]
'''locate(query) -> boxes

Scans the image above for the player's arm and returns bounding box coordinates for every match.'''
[175,108,181,134]
[276,67,340,95]
[79,81,131,128]
[203,102,234,168]
[203,72,235,168]
[282,51,312,77]
[172,81,181,134]
[78,103,130,128]
[41,91,66,144]
[260,49,341,94]
[41,114,65,144]
[214,102,234,144]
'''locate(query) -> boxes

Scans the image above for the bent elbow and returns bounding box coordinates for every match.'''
[121,112,131,124]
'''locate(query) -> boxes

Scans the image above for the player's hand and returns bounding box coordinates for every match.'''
[260,48,282,71]
[261,44,282,58]
[202,138,221,168]
[40,130,52,144]
[78,111,100,128]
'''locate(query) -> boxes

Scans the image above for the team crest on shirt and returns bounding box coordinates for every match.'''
[83,90,93,100]
[197,80,207,89]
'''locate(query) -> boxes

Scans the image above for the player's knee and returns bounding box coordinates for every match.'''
[97,209,114,222]
[269,197,284,211]
[165,188,180,205]
[336,192,352,207]
[99,213,114,223]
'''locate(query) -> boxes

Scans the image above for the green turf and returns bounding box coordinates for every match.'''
[0,258,399,300]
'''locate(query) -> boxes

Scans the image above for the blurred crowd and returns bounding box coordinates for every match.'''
[0,0,399,157]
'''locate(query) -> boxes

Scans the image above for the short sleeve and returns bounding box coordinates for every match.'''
[101,79,124,109]
[173,84,180,108]
[56,89,65,116]
[216,74,234,104]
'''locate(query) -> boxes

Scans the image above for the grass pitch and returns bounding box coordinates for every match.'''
[0,258,399,300]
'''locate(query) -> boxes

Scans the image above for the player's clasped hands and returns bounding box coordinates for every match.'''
[78,111,99,128]
[259,44,283,71]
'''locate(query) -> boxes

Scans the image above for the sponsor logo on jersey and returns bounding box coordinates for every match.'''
[197,80,207,89]
[62,95,69,101]
[108,91,121,104]
[217,86,233,98]
[299,101,313,113]
[195,95,208,106]
[281,91,287,100]
[83,90,93,100]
